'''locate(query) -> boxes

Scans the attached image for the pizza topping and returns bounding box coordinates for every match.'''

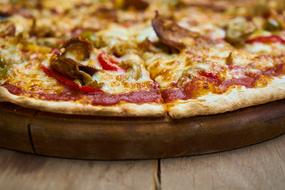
[220,77,256,91]
[0,59,8,80]
[264,18,283,31]
[0,20,15,37]
[2,78,162,104]
[2,81,161,105]
[41,65,101,94]
[263,63,285,76]
[161,88,186,103]
[198,71,222,85]
[0,11,11,19]
[225,17,255,45]
[91,88,161,106]
[225,52,233,65]
[161,60,285,103]
[121,88,161,103]
[151,11,199,51]
[46,38,102,88]
[114,0,149,10]
[97,52,124,72]
[95,6,118,21]
[2,83,23,95]
[179,1,227,12]
[1,0,285,115]
[119,55,143,80]
[50,57,98,87]
[246,35,285,44]
[63,38,92,61]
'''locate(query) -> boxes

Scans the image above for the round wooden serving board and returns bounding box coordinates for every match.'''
[1,100,285,160]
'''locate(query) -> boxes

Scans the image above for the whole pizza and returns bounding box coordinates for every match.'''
[0,0,284,119]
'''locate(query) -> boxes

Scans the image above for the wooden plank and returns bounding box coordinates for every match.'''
[31,112,168,160]
[161,135,285,190]
[0,103,35,152]
[0,149,158,190]
[30,100,285,160]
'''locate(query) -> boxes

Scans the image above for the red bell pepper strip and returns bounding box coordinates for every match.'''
[97,52,124,72]
[41,65,101,93]
[246,35,285,44]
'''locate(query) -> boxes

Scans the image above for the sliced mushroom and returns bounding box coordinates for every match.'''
[178,0,227,12]
[95,6,118,21]
[50,57,99,86]
[63,38,93,62]
[0,20,15,37]
[151,12,199,51]
[0,11,11,19]
[114,0,149,10]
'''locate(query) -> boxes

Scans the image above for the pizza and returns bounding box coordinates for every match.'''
[0,0,284,119]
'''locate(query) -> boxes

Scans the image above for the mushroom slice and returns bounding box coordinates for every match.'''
[0,20,15,37]
[124,0,149,10]
[50,57,98,86]
[114,0,149,10]
[95,6,118,21]
[178,0,227,12]
[151,12,199,51]
[63,38,93,62]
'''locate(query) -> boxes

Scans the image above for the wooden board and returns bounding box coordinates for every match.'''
[1,99,285,160]
[1,133,285,189]
[0,103,35,153]
[0,149,158,190]
[160,134,285,190]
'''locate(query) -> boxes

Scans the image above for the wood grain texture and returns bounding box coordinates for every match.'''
[29,100,285,160]
[161,134,285,190]
[0,103,35,152]
[0,149,158,190]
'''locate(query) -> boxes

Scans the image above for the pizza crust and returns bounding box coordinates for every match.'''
[0,87,166,117]
[1,77,285,119]
[168,76,285,119]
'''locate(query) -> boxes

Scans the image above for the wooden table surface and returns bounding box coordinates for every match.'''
[0,134,285,190]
